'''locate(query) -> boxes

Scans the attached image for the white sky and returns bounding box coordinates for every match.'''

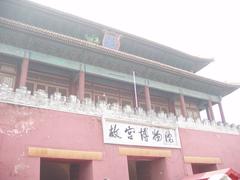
[31,0,240,124]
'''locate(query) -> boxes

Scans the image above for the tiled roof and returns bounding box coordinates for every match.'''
[4,0,213,72]
[0,17,239,96]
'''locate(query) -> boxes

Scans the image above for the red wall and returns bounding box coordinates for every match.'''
[179,128,240,172]
[0,103,240,180]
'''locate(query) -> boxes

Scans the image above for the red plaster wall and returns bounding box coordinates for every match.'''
[150,159,167,180]
[0,103,102,180]
[0,103,129,180]
[0,103,240,180]
[164,150,186,180]
[179,128,240,172]
[92,145,129,180]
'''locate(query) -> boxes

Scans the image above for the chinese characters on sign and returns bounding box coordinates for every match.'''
[102,31,120,50]
[103,120,181,148]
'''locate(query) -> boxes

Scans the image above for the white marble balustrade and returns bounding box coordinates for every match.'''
[0,83,239,135]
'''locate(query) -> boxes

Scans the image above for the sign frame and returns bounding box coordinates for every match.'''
[102,117,181,149]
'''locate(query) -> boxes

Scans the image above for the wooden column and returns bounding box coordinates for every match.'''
[218,102,226,123]
[168,99,176,115]
[133,71,138,109]
[208,100,215,121]
[19,53,29,87]
[206,106,212,121]
[70,73,78,95]
[77,71,85,101]
[144,86,151,111]
[179,94,187,118]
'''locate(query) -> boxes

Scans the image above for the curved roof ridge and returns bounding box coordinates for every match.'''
[6,0,213,66]
[0,17,238,91]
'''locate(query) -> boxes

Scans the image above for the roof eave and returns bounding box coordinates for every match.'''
[0,17,239,98]
[6,0,212,69]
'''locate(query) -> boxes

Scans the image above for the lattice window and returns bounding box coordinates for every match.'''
[84,92,92,99]
[139,102,146,111]
[26,81,68,97]
[153,105,161,113]
[0,73,15,88]
[175,107,181,117]
[0,62,17,88]
[94,94,107,104]
[26,69,70,97]
[0,64,16,74]
[107,96,118,105]
[121,99,133,108]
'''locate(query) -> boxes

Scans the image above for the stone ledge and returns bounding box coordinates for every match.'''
[0,83,239,135]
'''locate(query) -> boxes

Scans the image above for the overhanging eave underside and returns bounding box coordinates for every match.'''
[0,21,238,100]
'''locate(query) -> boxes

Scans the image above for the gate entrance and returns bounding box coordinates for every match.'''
[128,160,151,180]
[40,159,92,180]
[128,158,165,180]
[192,163,217,174]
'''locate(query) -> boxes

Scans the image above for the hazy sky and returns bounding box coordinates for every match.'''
[31,0,240,124]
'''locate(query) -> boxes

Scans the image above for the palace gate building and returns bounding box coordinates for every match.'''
[0,0,239,180]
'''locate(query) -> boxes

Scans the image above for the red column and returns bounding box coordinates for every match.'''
[206,106,212,121]
[19,53,29,87]
[70,73,78,95]
[77,71,85,101]
[168,99,176,115]
[144,86,151,111]
[218,102,226,123]
[180,94,187,117]
[208,100,215,121]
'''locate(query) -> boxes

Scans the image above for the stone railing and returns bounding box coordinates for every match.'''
[178,116,240,134]
[0,83,239,134]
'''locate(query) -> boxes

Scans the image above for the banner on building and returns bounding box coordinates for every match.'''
[102,118,181,149]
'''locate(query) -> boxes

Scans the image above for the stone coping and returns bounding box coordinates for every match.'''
[0,83,239,135]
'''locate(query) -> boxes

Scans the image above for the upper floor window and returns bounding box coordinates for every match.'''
[26,81,68,97]
[26,70,70,97]
[0,63,17,88]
